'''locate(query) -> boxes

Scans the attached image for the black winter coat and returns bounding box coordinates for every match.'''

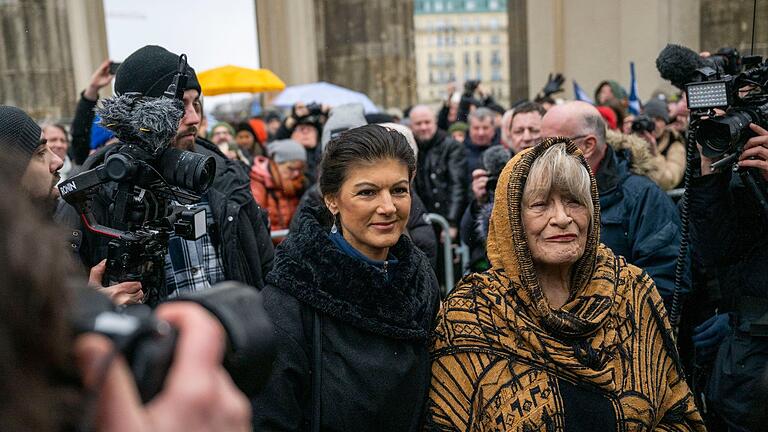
[414,129,468,225]
[688,169,768,430]
[289,184,438,270]
[252,205,440,431]
[55,138,274,294]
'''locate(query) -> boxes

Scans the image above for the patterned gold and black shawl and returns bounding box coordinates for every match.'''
[426,138,705,431]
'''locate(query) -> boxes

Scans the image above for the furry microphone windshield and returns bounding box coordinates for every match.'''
[97,94,184,154]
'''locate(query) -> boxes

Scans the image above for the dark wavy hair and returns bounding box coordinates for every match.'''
[319,124,416,199]
[0,152,83,431]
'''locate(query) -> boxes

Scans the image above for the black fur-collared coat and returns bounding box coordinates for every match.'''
[251,205,440,431]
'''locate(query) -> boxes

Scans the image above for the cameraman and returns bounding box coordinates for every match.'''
[56,45,274,301]
[689,122,768,430]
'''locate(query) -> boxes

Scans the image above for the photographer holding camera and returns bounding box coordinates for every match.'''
[634,98,687,191]
[56,45,274,303]
[688,123,768,431]
[656,42,768,430]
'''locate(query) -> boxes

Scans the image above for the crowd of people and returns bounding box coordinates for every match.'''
[1,41,768,431]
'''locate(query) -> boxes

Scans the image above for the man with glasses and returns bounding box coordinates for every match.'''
[541,101,681,305]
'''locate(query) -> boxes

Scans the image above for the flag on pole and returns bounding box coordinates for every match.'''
[628,61,641,115]
[573,80,594,104]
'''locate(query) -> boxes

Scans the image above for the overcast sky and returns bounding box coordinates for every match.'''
[103,0,261,107]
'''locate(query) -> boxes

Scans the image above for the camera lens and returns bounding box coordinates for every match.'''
[157,148,215,194]
[698,110,753,158]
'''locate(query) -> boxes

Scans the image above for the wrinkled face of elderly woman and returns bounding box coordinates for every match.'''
[521,145,592,268]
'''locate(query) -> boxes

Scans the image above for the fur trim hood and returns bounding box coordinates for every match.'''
[266,204,439,341]
[605,129,661,179]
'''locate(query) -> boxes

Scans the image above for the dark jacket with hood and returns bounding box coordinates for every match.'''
[289,184,438,270]
[596,142,681,302]
[55,137,274,296]
[414,129,468,226]
[252,205,440,431]
[463,132,500,184]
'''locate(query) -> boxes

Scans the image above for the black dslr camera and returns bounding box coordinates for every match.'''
[631,115,656,134]
[71,281,276,402]
[59,55,215,305]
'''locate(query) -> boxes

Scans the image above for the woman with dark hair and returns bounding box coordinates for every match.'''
[251,124,441,431]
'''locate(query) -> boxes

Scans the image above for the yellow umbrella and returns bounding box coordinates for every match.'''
[197,65,285,96]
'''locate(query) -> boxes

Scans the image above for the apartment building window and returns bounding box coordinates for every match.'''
[464,52,470,66]
[491,67,502,82]
[491,50,502,66]
[489,0,500,10]
[490,34,500,45]
[434,1,444,12]
[475,51,482,65]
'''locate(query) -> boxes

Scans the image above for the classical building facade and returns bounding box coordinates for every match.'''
[414,0,509,105]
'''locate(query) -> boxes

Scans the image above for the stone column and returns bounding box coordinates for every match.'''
[255,0,319,86]
[0,0,76,119]
[700,0,768,59]
[313,0,416,109]
[507,0,529,103]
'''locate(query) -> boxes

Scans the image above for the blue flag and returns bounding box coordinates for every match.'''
[628,62,641,115]
[573,80,594,104]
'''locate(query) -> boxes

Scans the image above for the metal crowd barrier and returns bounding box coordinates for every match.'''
[425,213,470,295]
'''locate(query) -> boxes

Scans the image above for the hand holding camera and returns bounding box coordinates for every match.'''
[74,301,252,432]
[738,123,768,181]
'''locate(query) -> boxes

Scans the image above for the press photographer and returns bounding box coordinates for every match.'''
[631,98,687,190]
[56,45,274,305]
[657,42,768,430]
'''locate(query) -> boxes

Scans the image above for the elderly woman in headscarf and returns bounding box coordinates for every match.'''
[426,137,704,431]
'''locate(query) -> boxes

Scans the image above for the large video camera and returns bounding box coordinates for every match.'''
[58,55,215,305]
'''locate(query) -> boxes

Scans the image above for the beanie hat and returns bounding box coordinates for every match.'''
[594,80,628,103]
[595,106,618,130]
[380,122,418,160]
[448,121,469,134]
[643,98,669,123]
[114,45,201,98]
[268,139,307,163]
[90,115,116,149]
[0,105,42,162]
[211,121,235,137]
[247,118,268,144]
[321,103,367,151]
[365,112,396,124]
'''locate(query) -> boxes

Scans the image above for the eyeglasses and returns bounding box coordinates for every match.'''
[566,134,588,142]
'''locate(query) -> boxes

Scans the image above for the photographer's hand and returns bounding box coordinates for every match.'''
[471,169,489,203]
[84,60,114,102]
[89,259,144,305]
[74,302,251,432]
[738,123,768,181]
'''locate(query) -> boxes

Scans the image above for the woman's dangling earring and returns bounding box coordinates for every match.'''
[330,213,338,234]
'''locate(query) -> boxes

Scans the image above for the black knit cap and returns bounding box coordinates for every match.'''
[0,105,42,162]
[114,45,201,98]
